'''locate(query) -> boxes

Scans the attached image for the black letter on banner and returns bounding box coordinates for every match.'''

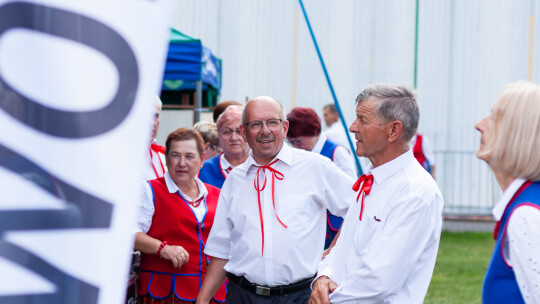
[0,2,139,138]
[0,1,136,303]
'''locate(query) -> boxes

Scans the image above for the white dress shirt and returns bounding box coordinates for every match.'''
[316,150,444,303]
[312,133,356,179]
[204,143,355,286]
[136,172,208,233]
[492,178,540,304]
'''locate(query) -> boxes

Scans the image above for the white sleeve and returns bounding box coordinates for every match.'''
[329,195,440,303]
[332,146,357,179]
[507,205,540,304]
[322,161,355,218]
[135,181,155,234]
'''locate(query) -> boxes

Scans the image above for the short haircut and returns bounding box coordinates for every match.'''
[165,128,204,157]
[286,107,321,138]
[482,81,540,181]
[213,100,242,122]
[193,121,219,148]
[242,96,285,124]
[323,103,337,113]
[355,83,419,142]
[216,105,243,130]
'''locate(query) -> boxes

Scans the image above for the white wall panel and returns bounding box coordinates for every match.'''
[169,0,540,215]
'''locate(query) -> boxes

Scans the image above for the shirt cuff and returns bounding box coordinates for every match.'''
[204,247,230,260]
[311,266,334,290]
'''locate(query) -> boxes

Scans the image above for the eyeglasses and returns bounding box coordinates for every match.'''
[220,128,242,139]
[244,119,283,132]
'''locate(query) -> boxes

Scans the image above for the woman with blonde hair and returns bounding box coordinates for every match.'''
[475,81,540,304]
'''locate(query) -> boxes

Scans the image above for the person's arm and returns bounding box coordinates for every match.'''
[507,205,540,303]
[322,228,340,259]
[328,194,442,303]
[322,162,355,218]
[135,232,189,269]
[196,257,228,304]
[332,146,357,179]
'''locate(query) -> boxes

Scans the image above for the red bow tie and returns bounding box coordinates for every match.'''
[352,174,374,221]
[253,159,286,256]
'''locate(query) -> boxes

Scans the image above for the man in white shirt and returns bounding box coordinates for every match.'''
[322,104,352,154]
[310,84,444,304]
[197,96,355,304]
[144,96,166,180]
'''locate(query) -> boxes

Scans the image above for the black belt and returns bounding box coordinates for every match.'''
[226,272,315,297]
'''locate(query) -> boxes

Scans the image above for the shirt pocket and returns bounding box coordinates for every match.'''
[277,194,319,233]
[353,209,383,254]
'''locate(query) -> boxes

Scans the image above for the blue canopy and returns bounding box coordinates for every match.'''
[162,29,222,92]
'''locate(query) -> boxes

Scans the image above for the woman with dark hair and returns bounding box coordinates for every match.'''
[135,128,226,303]
[476,82,540,303]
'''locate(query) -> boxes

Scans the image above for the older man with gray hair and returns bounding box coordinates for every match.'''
[310,84,444,304]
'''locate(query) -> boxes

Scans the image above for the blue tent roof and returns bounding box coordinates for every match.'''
[162,29,222,92]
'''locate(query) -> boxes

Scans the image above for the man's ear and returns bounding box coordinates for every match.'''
[387,120,403,143]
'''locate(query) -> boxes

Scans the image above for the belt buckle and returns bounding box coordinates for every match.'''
[255,285,271,296]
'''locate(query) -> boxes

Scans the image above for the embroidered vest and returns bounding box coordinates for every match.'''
[482,181,540,304]
[137,178,226,302]
[199,153,226,189]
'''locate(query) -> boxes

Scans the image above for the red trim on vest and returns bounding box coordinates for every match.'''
[137,178,226,301]
[413,134,426,166]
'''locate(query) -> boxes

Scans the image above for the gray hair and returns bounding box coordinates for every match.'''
[355,84,419,142]
[242,96,285,124]
[193,121,219,148]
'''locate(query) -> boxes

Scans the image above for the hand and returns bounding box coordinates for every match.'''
[309,276,338,304]
[159,244,189,269]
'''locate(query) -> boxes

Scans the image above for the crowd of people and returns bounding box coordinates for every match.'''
[133,82,540,304]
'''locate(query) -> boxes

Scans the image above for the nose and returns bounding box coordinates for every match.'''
[230,130,241,139]
[349,120,358,133]
[260,122,271,133]
[475,116,487,133]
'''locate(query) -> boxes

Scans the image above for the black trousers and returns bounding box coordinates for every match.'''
[225,278,311,304]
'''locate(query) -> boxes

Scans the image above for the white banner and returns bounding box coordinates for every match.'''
[0,0,171,303]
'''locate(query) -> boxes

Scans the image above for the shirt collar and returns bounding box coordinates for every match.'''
[492,177,526,220]
[366,149,416,185]
[164,171,208,201]
[220,152,233,170]
[311,134,326,154]
[241,141,293,175]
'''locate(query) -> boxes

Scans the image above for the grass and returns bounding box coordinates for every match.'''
[424,231,494,304]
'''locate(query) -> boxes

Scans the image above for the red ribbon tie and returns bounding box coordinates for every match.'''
[253,159,286,256]
[352,174,374,221]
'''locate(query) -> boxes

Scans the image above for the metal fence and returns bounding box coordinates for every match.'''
[435,150,501,216]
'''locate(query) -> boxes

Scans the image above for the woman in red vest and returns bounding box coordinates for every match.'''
[135,128,226,303]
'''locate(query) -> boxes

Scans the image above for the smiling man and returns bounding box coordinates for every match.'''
[196,96,355,304]
[310,84,444,304]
